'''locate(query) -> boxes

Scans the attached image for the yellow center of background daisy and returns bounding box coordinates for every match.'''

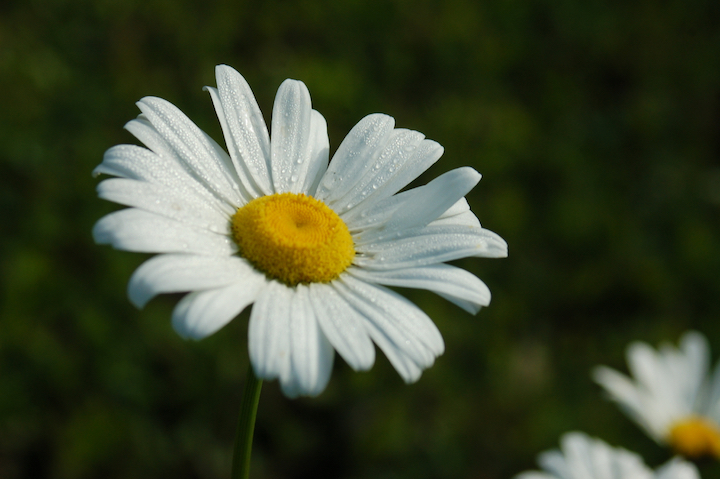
[231,193,355,286]
[667,416,720,458]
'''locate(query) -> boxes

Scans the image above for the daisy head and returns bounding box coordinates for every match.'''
[593,331,720,459]
[93,64,507,398]
[514,432,700,479]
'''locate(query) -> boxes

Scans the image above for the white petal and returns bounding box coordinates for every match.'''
[345,186,479,236]
[587,437,614,479]
[433,293,480,315]
[328,128,444,218]
[326,128,425,213]
[124,115,176,159]
[344,275,444,357]
[270,79,317,194]
[513,473,555,479]
[308,283,375,372]
[427,197,483,229]
[593,366,645,413]
[364,319,424,383]
[93,208,236,256]
[344,188,409,232]
[277,371,302,399]
[206,65,272,198]
[678,331,709,403]
[94,143,236,217]
[560,433,599,478]
[95,141,182,183]
[592,365,666,441]
[369,136,443,200]
[315,114,395,206]
[627,342,663,395]
[355,225,508,270]
[94,143,188,186]
[284,285,334,397]
[615,454,653,479]
[97,178,230,233]
[654,458,700,479]
[248,282,293,381]
[351,168,482,244]
[385,167,481,230]
[348,264,491,314]
[301,110,330,196]
[128,254,264,308]
[438,197,472,218]
[629,342,691,425]
[705,357,720,421]
[136,96,244,206]
[536,450,570,479]
[92,144,175,181]
[431,209,483,229]
[520,432,659,479]
[702,340,720,423]
[335,275,444,382]
[172,280,265,339]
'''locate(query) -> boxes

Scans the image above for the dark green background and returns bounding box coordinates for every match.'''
[2,0,720,477]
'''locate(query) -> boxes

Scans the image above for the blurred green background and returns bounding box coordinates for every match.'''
[2,0,720,477]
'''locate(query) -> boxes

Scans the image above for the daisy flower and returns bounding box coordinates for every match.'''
[593,331,720,458]
[93,64,507,398]
[514,432,700,479]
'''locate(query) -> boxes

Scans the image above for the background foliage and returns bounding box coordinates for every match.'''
[2,0,720,478]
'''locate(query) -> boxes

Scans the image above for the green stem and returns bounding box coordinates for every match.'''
[231,365,263,479]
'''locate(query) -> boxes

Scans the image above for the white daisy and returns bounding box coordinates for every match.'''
[93,64,507,398]
[514,432,700,479]
[594,331,720,458]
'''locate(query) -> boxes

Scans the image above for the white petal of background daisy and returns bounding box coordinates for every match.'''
[593,331,720,459]
[94,64,507,399]
[514,432,700,479]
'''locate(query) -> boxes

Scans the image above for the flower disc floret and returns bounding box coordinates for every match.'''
[231,193,355,286]
[668,416,720,458]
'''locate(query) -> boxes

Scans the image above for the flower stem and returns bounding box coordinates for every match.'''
[231,365,263,479]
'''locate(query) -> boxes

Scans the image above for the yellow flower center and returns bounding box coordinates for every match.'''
[231,193,355,286]
[668,416,720,458]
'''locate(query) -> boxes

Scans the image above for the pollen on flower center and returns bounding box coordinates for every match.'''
[668,416,720,458]
[231,192,355,286]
